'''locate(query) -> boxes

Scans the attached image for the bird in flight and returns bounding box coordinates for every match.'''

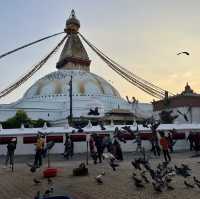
[177,51,190,56]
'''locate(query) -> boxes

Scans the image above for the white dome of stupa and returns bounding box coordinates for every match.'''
[23,70,120,99]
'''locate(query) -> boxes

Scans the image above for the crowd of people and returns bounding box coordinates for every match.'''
[2,126,200,170]
[187,131,200,153]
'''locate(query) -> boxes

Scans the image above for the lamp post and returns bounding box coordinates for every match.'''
[69,75,73,123]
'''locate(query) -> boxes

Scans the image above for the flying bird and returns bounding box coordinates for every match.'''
[177,51,190,56]
[177,110,189,122]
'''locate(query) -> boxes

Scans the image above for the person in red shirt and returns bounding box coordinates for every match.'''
[159,131,171,162]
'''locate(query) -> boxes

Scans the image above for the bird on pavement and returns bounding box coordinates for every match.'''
[166,184,175,191]
[131,160,142,170]
[152,182,163,193]
[43,187,54,197]
[184,180,194,188]
[193,176,200,184]
[34,191,41,199]
[132,173,142,184]
[33,178,41,185]
[47,177,53,185]
[135,181,145,188]
[109,159,119,171]
[26,162,37,173]
[140,172,150,183]
[95,175,103,184]
[95,172,105,184]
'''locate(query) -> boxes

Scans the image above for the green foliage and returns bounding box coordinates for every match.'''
[32,119,50,128]
[2,110,31,129]
[1,110,50,129]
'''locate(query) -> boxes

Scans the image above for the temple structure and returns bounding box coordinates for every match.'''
[0,10,152,126]
[153,83,200,123]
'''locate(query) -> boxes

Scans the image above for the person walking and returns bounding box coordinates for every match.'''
[193,132,200,155]
[134,133,142,152]
[159,131,171,162]
[150,132,160,156]
[4,138,17,170]
[112,137,123,161]
[94,134,104,163]
[167,132,174,153]
[102,134,112,153]
[34,134,45,168]
[89,134,98,164]
[64,134,74,159]
[187,132,194,151]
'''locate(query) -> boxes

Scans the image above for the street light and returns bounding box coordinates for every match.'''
[68,75,73,123]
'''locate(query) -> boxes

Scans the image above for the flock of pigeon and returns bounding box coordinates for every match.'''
[94,152,200,194]
[31,153,200,197]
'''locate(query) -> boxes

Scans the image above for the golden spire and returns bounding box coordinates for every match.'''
[64,9,80,34]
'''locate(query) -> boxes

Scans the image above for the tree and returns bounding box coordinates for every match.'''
[2,110,31,129]
[2,110,50,129]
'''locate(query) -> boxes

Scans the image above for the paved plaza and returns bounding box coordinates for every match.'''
[0,152,200,199]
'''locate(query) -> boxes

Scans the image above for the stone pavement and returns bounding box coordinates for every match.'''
[0,151,200,199]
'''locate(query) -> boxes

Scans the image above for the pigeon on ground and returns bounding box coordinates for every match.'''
[109,159,119,171]
[95,172,105,184]
[175,165,191,178]
[102,153,115,160]
[33,178,41,185]
[140,172,150,183]
[165,177,172,183]
[131,160,142,170]
[34,191,41,199]
[95,175,103,184]
[47,177,53,185]
[43,187,54,197]
[152,182,163,193]
[134,181,145,188]
[26,162,37,173]
[184,180,194,188]
[193,176,200,184]
[166,184,175,191]
[132,173,142,184]
[195,182,200,188]
[181,164,191,171]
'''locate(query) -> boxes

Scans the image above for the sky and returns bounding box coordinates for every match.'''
[0,0,200,104]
